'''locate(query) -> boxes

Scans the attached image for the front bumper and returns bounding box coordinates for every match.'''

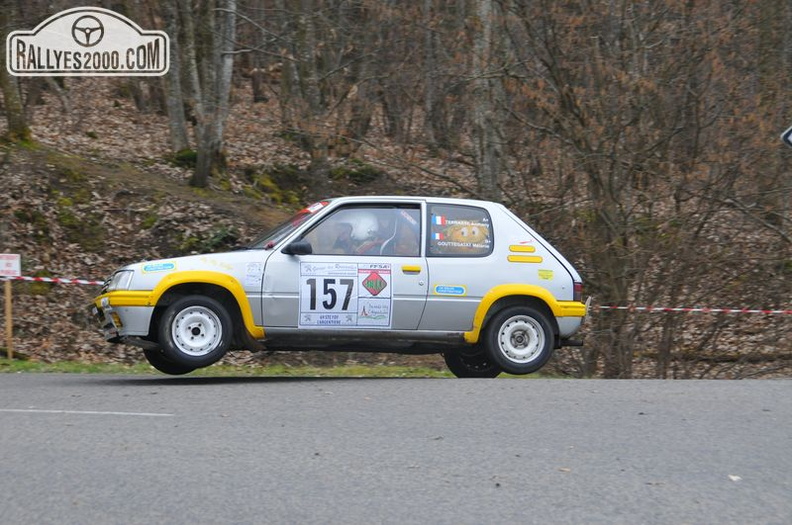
[93,292,155,342]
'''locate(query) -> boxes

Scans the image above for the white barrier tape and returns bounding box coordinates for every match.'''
[3,275,790,314]
[1,275,104,286]
[596,305,792,315]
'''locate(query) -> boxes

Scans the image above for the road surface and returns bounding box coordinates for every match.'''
[1,374,789,524]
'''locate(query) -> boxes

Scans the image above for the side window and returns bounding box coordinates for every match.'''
[428,204,493,257]
[303,205,421,257]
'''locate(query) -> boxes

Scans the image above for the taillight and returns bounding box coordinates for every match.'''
[573,282,583,302]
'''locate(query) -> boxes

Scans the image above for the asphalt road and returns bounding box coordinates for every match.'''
[0,374,789,525]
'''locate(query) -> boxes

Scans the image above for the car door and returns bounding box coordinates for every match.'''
[261,203,428,331]
[419,202,495,331]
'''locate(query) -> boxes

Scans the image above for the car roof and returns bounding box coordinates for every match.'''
[325,195,501,208]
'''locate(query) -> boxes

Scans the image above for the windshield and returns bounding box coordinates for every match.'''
[247,201,330,249]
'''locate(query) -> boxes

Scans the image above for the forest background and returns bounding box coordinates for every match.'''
[1,0,790,379]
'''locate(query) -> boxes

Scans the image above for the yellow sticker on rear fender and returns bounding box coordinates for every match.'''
[538,269,554,280]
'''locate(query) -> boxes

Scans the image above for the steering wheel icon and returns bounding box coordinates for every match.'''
[71,15,104,47]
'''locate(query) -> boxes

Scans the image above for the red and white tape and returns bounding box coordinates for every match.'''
[1,275,104,286]
[596,305,792,315]
[2,275,790,315]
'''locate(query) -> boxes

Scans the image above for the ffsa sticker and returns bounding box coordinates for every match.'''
[299,262,392,328]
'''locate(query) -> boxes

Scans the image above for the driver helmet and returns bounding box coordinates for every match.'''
[346,211,379,241]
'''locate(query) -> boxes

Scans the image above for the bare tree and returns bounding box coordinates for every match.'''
[0,4,30,142]
[162,0,190,153]
[470,0,505,200]
[172,0,236,188]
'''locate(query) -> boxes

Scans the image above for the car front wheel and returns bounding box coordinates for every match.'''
[158,295,232,368]
[484,306,555,375]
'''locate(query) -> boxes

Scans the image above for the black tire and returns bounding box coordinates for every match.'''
[143,348,196,376]
[443,346,502,378]
[158,295,232,368]
[483,306,555,375]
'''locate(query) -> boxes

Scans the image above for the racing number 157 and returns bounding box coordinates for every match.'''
[305,278,354,311]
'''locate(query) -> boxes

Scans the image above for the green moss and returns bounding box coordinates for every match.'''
[249,171,284,203]
[177,225,240,254]
[1,128,33,144]
[71,188,92,204]
[140,212,158,229]
[217,176,232,192]
[283,191,301,206]
[167,148,198,169]
[14,208,46,227]
[276,129,311,150]
[60,166,86,183]
[28,269,55,296]
[191,186,210,198]
[242,163,305,205]
[56,208,79,228]
[15,137,38,150]
[56,196,74,208]
[330,158,383,185]
[270,163,301,179]
[257,174,278,192]
[242,186,263,200]
[14,208,49,242]
[56,200,104,252]
[71,215,104,252]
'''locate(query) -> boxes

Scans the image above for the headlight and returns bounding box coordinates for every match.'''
[106,270,134,291]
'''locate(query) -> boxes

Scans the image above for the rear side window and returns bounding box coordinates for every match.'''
[428,204,493,257]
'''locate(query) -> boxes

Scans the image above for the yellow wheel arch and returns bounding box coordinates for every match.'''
[150,271,265,340]
[463,284,585,344]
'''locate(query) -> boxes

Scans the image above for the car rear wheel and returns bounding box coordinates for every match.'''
[484,306,555,375]
[143,348,196,375]
[159,295,232,368]
[443,346,501,378]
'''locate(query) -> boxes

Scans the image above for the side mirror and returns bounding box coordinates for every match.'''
[282,239,313,255]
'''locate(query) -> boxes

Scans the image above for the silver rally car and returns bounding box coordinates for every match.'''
[94,196,587,377]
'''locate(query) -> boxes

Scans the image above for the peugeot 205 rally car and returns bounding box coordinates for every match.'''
[93,196,588,377]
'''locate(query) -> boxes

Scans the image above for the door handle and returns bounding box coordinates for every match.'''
[401,265,422,274]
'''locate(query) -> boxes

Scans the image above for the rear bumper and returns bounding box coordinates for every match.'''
[556,299,588,318]
[557,297,591,346]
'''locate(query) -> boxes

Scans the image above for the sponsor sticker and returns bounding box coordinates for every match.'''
[299,262,392,328]
[142,262,175,273]
[433,284,467,296]
[244,263,264,288]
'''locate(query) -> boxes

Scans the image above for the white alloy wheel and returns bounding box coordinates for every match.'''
[171,305,224,357]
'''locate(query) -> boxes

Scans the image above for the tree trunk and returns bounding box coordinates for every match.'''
[0,7,30,142]
[470,0,501,200]
[423,0,438,147]
[296,0,329,195]
[190,0,236,188]
[163,0,190,153]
